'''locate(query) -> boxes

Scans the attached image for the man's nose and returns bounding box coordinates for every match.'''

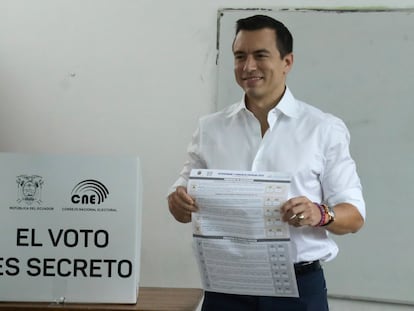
[243,55,257,72]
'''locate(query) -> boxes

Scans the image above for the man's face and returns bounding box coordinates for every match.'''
[233,28,293,105]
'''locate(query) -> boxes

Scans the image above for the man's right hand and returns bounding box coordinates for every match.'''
[168,186,198,223]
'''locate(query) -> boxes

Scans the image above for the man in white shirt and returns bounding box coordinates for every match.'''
[168,14,365,311]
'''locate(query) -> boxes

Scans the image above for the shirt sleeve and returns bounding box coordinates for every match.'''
[168,124,207,195]
[320,117,366,220]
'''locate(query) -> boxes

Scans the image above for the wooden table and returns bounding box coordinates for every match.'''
[0,287,203,311]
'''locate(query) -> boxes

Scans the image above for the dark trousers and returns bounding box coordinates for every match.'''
[201,268,329,311]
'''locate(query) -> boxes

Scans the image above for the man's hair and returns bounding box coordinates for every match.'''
[235,15,293,58]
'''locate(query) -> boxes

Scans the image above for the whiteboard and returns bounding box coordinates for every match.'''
[217,8,414,305]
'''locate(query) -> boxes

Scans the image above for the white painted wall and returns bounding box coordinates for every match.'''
[1,0,413,310]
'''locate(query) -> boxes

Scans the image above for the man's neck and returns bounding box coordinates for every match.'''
[245,86,286,118]
[245,87,286,137]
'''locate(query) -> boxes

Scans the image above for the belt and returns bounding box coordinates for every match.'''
[294,260,321,276]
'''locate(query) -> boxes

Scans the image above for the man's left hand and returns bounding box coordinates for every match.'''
[280,196,321,227]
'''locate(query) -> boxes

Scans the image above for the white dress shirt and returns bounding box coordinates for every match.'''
[171,87,366,263]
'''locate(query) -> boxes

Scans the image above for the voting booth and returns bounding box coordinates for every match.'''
[0,152,142,303]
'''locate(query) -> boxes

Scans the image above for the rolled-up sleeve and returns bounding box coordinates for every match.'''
[321,118,366,220]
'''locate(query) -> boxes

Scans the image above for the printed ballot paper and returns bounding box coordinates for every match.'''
[188,169,299,297]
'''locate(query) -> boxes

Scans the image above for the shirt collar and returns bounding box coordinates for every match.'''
[225,98,248,118]
[225,86,301,119]
[273,87,300,119]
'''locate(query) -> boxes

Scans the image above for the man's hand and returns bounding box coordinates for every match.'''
[280,196,364,234]
[280,196,321,227]
[168,186,198,223]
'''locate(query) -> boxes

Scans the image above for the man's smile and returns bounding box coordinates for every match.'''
[242,76,264,87]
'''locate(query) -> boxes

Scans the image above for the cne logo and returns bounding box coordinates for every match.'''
[71,179,109,205]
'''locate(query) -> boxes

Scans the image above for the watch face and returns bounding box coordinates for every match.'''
[327,207,335,222]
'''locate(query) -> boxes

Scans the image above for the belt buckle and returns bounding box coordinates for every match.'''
[294,260,319,276]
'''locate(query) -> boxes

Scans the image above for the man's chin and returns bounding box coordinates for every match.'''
[244,89,263,99]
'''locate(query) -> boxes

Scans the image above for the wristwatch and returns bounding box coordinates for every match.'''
[321,204,335,226]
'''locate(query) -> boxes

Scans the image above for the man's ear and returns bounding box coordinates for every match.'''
[283,53,294,75]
